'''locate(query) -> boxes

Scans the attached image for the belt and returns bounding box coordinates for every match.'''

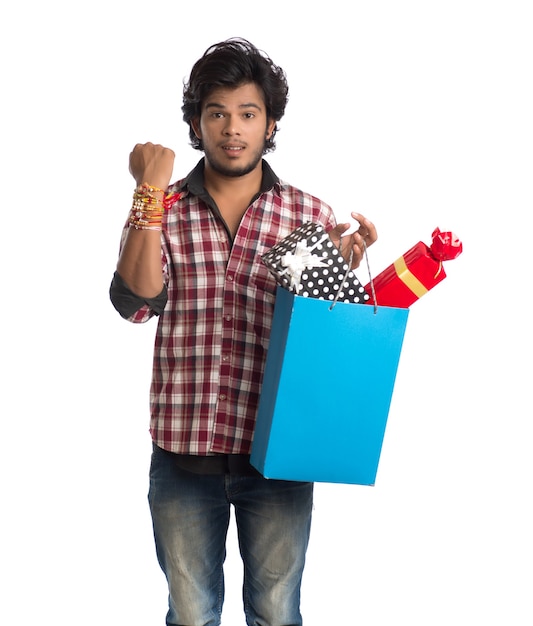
[156,445,261,476]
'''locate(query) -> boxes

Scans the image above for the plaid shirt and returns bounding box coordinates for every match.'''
[125,158,337,455]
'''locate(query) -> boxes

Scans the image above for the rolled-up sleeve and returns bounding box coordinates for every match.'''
[109,271,168,321]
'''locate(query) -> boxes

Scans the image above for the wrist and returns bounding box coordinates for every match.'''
[128,183,165,231]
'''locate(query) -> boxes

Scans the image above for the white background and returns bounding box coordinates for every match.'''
[1,1,531,624]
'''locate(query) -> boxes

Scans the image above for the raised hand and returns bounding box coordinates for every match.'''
[129,142,175,191]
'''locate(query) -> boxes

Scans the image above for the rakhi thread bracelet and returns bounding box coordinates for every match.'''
[133,188,163,207]
[127,183,182,230]
[129,207,165,230]
[129,182,165,230]
[128,212,164,230]
[135,183,182,209]
[137,182,164,195]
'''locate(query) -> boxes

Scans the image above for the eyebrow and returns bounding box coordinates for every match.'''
[204,101,263,111]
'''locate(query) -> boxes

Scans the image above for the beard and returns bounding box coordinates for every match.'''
[203,140,267,178]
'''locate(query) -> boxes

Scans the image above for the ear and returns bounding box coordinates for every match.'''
[266,118,276,140]
[191,117,202,139]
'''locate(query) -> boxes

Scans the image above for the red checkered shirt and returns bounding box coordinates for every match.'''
[123,159,337,455]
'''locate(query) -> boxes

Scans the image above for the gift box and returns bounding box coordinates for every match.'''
[365,228,463,308]
[251,286,409,485]
[262,222,370,305]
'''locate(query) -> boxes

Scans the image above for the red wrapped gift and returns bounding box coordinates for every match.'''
[365,228,463,308]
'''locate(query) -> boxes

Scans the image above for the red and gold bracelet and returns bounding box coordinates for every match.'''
[128,184,182,230]
[129,183,165,230]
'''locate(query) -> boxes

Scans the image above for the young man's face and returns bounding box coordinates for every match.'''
[192,82,276,178]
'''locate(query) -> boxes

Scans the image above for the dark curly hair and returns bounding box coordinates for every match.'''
[182,38,289,154]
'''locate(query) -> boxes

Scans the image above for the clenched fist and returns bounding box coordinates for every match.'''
[129,142,175,191]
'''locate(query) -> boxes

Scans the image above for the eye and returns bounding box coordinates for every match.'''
[243,112,255,119]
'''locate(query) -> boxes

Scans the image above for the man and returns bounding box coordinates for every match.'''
[110,38,376,626]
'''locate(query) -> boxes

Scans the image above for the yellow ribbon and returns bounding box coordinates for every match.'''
[393,256,428,298]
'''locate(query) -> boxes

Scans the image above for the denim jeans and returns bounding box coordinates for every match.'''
[148,445,314,626]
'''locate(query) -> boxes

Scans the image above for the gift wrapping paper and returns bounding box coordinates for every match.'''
[262,222,370,304]
[365,228,462,308]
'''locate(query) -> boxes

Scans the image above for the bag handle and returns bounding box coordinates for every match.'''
[362,240,378,314]
[330,240,378,313]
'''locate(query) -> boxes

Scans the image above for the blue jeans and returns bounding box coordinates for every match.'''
[148,445,314,626]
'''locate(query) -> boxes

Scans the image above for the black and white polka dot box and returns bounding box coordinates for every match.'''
[261,222,370,304]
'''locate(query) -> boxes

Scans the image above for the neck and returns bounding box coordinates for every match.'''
[203,160,263,198]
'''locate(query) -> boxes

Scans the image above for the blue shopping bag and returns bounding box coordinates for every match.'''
[251,286,409,485]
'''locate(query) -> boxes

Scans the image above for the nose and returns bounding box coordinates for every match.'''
[223,115,240,136]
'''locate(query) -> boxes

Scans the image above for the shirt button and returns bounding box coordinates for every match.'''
[221,355,229,362]
[226,275,234,282]
[219,393,227,401]
[224,315,232,322]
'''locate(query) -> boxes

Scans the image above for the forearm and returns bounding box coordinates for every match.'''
[114,142,176,299]
[116,226,164,298]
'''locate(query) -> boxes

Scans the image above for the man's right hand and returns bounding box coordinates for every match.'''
[129,142,175,191]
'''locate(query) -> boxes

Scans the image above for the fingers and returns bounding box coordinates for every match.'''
[329,222,351,238]
[351,212,377,245]
[344,213,377,269]
[328,222,351,249]
[129,142,175,189]
[347,240,365,269]
[329,215,377,270]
